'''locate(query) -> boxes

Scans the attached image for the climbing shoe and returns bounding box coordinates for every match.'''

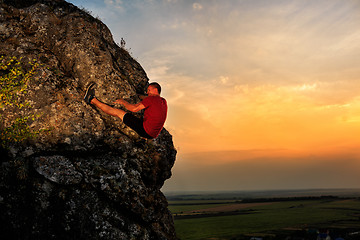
[84,82,96,104]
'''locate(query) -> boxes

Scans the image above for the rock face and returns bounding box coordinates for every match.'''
[0,0,177,239]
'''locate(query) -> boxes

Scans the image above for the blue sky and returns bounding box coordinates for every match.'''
[68,0,360,192]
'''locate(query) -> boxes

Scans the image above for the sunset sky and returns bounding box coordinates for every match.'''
[69,0,360,192]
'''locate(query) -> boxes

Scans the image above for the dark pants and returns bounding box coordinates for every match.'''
[123,113,153,139]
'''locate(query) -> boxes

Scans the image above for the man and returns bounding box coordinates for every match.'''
[84,82,167,139]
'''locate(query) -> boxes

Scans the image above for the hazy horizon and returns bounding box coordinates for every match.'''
[162,149,360,192]
[68,0,360,192]
[163,187,360,196]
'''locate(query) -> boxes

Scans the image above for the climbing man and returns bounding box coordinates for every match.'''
[84,82,167,139]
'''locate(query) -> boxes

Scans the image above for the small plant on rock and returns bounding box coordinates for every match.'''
[0,55,41,148]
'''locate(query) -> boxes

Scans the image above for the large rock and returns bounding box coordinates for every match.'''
[0,0,177,239]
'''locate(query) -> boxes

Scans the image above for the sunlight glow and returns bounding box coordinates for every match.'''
[68,0,360,191]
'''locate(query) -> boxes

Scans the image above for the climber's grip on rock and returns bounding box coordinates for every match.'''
[84,82,167,139]
[113,98,145,112]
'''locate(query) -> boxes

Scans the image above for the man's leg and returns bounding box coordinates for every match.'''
[91,98,126,120]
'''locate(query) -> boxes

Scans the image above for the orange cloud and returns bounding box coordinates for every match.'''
[164,81,360,158]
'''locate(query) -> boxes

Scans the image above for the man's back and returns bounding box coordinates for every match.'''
[142,96,167,138]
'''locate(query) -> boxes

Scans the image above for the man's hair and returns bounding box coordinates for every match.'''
[149,82,161,94]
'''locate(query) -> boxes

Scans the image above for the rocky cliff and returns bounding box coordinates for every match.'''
[0,0,177,239]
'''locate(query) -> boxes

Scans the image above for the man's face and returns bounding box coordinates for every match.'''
[147,85,157,95]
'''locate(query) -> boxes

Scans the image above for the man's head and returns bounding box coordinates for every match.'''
[147,82,161,95]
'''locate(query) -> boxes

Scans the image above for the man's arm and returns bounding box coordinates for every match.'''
[138,94,147,100]
[114,98,145,112]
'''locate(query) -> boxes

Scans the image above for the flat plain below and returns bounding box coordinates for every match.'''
[166,190,360,240]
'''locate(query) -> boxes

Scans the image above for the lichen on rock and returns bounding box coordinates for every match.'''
[0,0,177,239]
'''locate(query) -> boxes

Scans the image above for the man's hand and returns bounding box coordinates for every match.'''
[114,98,145,113]
[114,98,126,105]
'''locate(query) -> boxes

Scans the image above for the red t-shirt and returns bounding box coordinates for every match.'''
[141,96,167,138]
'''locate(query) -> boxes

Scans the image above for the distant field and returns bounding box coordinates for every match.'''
[184,202,274,214]
[168,198,360,240]
[168,199,238,214]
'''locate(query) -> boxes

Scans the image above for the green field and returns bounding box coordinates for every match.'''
[168,197,360,240]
